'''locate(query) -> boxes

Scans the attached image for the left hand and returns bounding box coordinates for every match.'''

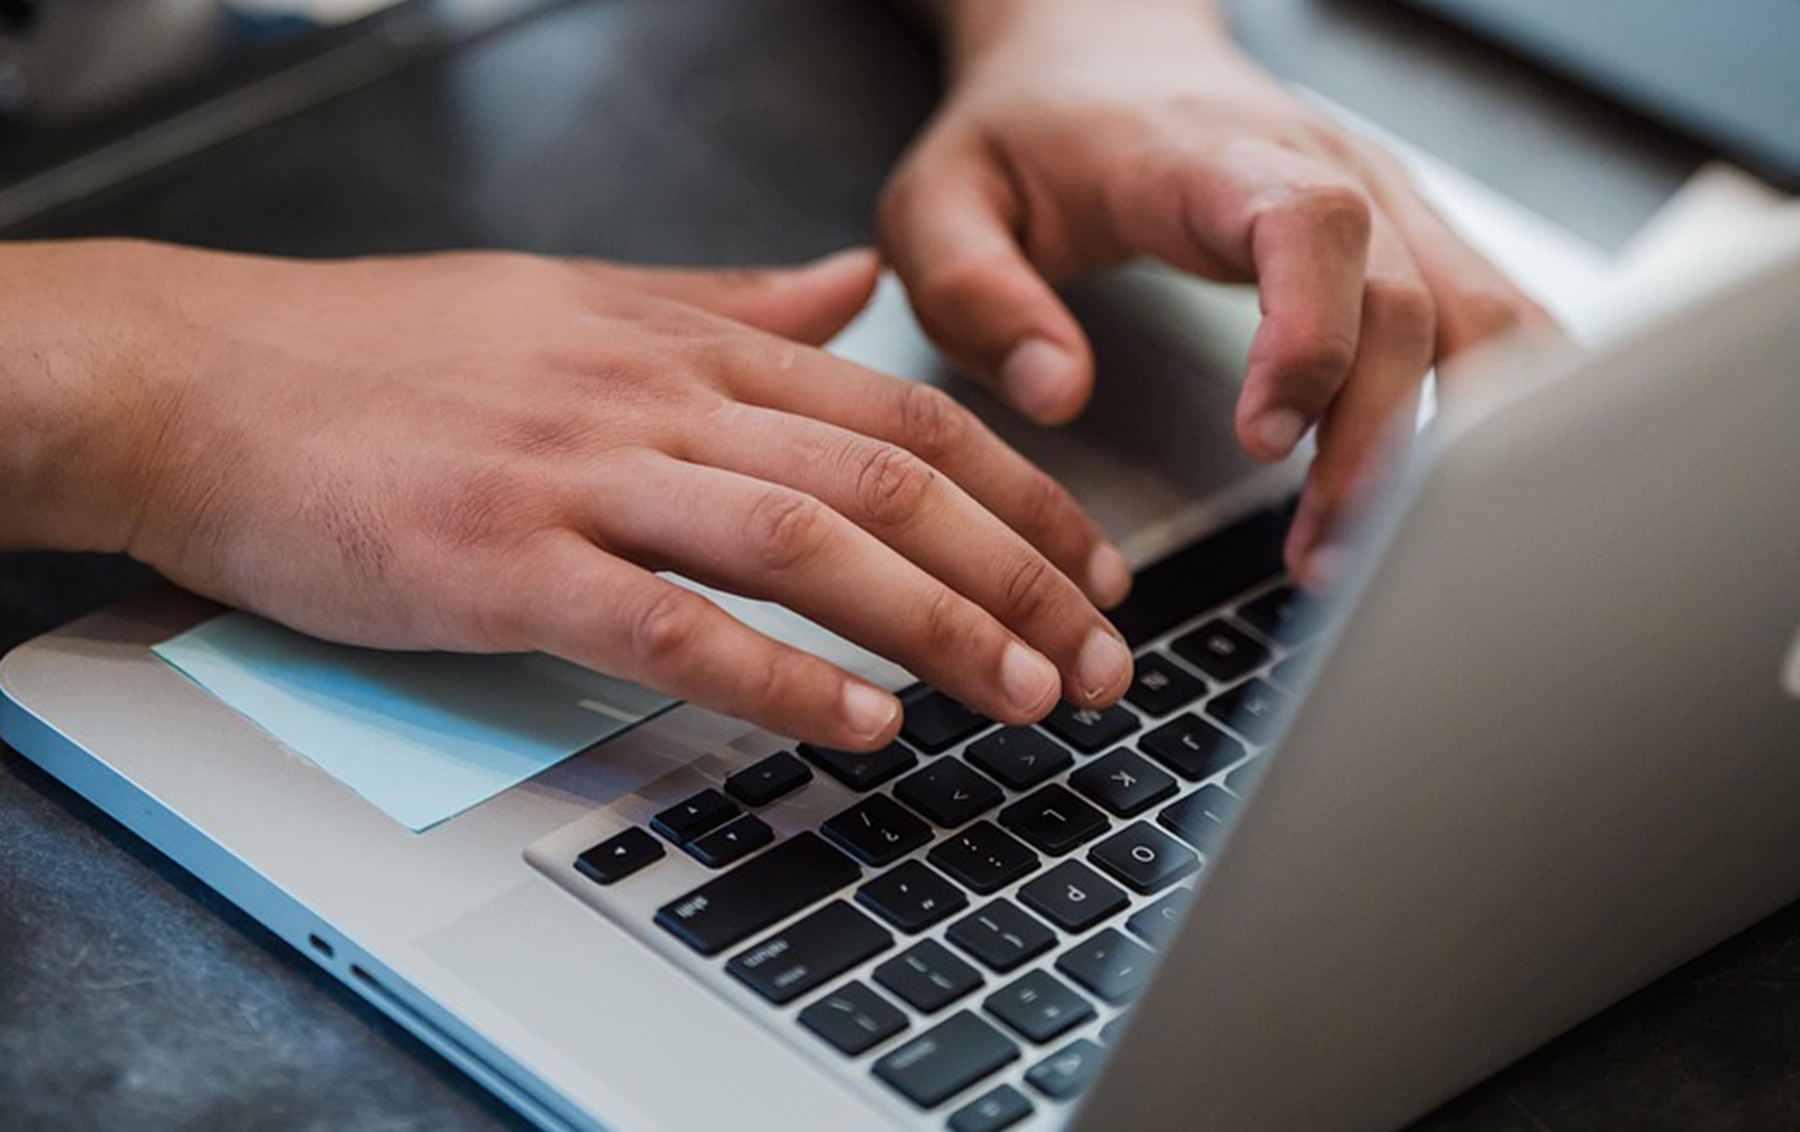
[880,0,1553,584]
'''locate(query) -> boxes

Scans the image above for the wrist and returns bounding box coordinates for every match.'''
[931,0,1233,86]
[0,239,177,554]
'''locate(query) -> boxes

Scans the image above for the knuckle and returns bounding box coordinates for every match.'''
[875,175,918,245]
[623,586,705,670]
[909,255,1013,326]
[422,464,531,553]
[1444,285,1527,343]
[745,488,834,572]
[998,552,1058,625]
[895,381,970,465]
[503,412,595,460]
[851,442,937,531]
[919,585,975,655]
[1364,278,1438,352]
[1278,334,1360,394]
[1016,467,1073,537]
[748,647,814,719]
[1262,181,1372,245]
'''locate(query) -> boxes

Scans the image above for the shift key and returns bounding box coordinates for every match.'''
[655,832,860,957]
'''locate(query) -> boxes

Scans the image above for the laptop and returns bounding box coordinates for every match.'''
[1396,0,1800,189]
[4,239,1800,1132]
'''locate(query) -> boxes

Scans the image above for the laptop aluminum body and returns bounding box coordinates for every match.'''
[5,248,1800,1132]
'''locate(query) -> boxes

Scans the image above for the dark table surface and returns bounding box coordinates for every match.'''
[3,1,1793,1130]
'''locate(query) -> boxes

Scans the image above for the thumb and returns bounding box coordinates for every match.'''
[576,248,881,345]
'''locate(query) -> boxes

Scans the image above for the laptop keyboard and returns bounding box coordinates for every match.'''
[550,506,1319,1131]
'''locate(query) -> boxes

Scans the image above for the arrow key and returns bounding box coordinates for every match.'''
[575,827,665,886]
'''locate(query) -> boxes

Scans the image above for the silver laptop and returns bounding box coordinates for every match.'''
[5,242,1800,1132]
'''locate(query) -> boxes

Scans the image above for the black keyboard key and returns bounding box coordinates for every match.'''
[875,939,984,1013]
[1268,643,1320,691]
[798,980,908,1056]
[824,794,934,867]
[1126,888,1195,948]
[985,969,1096,1044]
[651,788,740,844]
[683,813,774,868]
[725,750,812,807]
[655,832,860,957]
[1158,785,1241,859]
[1171,619,1269,684]
[1018,861,1129,933]
[1109,507,1286,647]
[895,759,1004,828]
[946,900,1056,973]
[900,686,993,754]
[1205,677,1290,743]
[1099,1017,1130,1046]
[949,1085,1033,1132]
[574,827,664,886]
[1040,703,1140,754]
[1025,1039,1104,1101]
[1224,754,1264,796]
[800,740,919,791]
[1124,652,1207,718]
[1139,713,1247,781]
[1238,583,1315,646]
[928,822,1040,894]
[1069,749,1177,817]
[727,900,892,1005]
[1089,823,1199,894]
[858,860,969,933]
[966,727,1072,790]
[873,1011,1020,1110]
[999,785,1109,857]
[1057,929,1155,1005]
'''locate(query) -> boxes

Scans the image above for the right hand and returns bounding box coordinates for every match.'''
[3,239,1134,749]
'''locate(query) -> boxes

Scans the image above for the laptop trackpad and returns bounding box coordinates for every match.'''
[153,613,675,832]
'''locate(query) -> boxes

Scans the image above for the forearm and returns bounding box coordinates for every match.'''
[0,240,159,553]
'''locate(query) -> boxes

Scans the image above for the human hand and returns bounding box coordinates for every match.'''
[882,0,1553,585]
[2,240,1135,749]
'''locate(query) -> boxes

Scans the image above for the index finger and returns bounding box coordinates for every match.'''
[1106,147,1375,462]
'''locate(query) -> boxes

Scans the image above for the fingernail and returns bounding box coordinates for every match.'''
[1086,542,1133,608]
[1000,641,1060,715]
[1076,627,1133,702]
[841,682,899,742]
[1254,408,1308,458]
[1000,337,1079,423]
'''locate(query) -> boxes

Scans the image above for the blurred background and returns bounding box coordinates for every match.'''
[0,0,409,127]
[0,0,571,227]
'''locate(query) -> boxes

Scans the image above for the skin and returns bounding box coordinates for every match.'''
[0,241,1134,751]
[0,0,1549,750]
[894,0,1554,584]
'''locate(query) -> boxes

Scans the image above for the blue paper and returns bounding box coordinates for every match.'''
[153,613,674,832]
